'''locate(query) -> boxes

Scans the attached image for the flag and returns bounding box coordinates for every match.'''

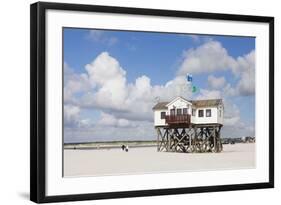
[192,85,197,93]
[187,74,192,82]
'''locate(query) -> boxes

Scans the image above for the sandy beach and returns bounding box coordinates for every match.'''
[64,143,255,177]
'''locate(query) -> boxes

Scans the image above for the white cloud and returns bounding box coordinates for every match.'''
[196,89,222,100]
[87,30,118,46]
[66,50,254,129]
[195,89,254,138]
[64,104,80,127]
[65,44,255,128]
[177,40,236,75]
[223,101,240,126]
[235,50,255,95]
[222,51,255,96]
[77,52,193,122]
[223,83,237,96]
[177,40,255,96]
[64,104,94,129]
[180,34,213,44]
[64,47,255,142]
[64,63,92,104]
[207,75,226,89]
[97,112,136,128]
[64,121,155,143]
[188,35,200,42]
[85,52,128,110]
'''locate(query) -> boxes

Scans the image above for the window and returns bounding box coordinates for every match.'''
[170,109,175,116]
[176,108,182,115]
[198,109,204,117]
[183,108,188,115]
[206,109,211,117]
[160,112,166,119]
[192,108,196,116]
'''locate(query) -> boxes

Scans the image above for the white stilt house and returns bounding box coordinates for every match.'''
[153,96,224,153]
[153,96,223,127]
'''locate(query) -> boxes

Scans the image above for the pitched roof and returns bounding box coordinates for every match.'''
[166,96,192,107]
[152,102,169,110]
[152,98,223,110]
[191,99,223,108]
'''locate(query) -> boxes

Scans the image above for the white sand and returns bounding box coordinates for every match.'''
[64,143,255,177]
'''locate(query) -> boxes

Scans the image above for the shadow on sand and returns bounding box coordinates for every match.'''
[18,192,29,200]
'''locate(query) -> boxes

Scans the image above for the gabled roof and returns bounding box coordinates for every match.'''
[152,102,169,110]
[152,97,223,110]
[166,96,192,107]
[191,99,223,108]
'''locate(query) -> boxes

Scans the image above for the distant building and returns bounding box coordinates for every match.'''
[242,136,256,143]
[222,136,255,144]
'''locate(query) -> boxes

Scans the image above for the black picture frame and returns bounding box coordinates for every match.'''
[30,1,274,203]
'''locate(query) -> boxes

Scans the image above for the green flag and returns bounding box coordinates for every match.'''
[192,85,197,93]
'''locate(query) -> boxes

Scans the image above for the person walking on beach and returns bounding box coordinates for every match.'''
[121,144,125,151]
[125,145,129,152]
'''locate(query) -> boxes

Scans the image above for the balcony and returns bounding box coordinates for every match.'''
[165,114,191,125]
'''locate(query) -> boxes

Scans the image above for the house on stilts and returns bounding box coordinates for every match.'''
[153,96,224,153]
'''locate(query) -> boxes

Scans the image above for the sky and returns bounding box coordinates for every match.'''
[63,28,255,143]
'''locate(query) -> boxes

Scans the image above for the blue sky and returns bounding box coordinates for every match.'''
[64,29,254,84]
[63,28,255,143]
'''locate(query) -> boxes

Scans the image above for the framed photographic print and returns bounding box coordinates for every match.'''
[30,1,274,203]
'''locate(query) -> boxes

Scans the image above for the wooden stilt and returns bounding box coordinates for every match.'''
[156,124,222,153]
[156,128,160,152]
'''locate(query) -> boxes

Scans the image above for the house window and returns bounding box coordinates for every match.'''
[198,109,204,117]
[170,109,175,116]
[161,112,166,119]
[183,108,188,115]
[192,108,196,116]
[206,109,211,117]
[177,108,182,115]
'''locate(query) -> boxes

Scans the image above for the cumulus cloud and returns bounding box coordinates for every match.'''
[85,52,128,110]
[177,40,255,96]
[223,101,240,126]
[223,83,237,96]
[178,40,236,75]
[97,112,136,128]
[87,30,118,46]
[195,88,254,138]
[196,89,222,100]
[76,52,193,122]
[195,88,252,137]
[235,50,255,95]
[64,63,92,104]
[63,52,195,139]
[64,44,255,142]
[64,104,94,129]
[207,75,226,89]
[65,50,254,126]
[64,104,80,127]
